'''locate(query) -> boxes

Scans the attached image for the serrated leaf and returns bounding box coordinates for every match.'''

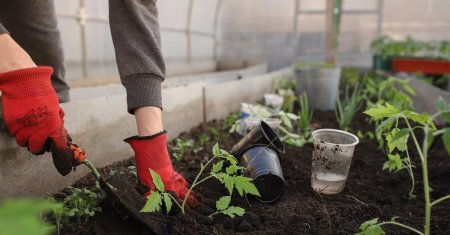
[216,196,231,210]
[150,169,164,192]
[443,128,450,156]
[224,175,235,195]
[386,128,410,153]
[212,143,220,156]
[219,149,237,165]
[383,154,403,172]
[221,206,245,218]
[163,193,172,213]
[364,103,399,120]
[233,176,261,197]
[140,192,162,213]
[359,218,379,231]
[376,115,397,135]
[364,224,386,235]
[404,111,432,127]
[212,160,224,173]
[226,165,237,175]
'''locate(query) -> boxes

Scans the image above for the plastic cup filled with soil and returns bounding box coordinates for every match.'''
[311,129,359,194]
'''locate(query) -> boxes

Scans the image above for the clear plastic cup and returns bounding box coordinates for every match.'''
[311,129,359,194]
[264,94,284,111]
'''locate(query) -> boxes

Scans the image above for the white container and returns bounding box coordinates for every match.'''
[264,94,284,111]
[244,117,281,134]
[311,129,359,194]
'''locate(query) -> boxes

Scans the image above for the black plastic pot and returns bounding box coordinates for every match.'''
[230,121,285,159]
[241,145,285,203]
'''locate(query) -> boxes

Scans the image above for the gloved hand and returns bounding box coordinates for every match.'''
[125,131,193,202]
[0,66,75,175]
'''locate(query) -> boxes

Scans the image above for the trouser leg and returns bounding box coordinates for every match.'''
[0,0,70,103]
[109,0,166,114]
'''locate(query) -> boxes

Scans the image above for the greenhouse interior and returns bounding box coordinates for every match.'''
[0,0,450,234]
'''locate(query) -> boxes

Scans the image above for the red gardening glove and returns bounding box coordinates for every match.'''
[125,131,194,203]
[0,66,75,176]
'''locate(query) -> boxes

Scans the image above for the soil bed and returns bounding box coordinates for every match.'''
[63,111,450,235]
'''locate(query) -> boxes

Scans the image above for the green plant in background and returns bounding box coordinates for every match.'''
[0,199,59,235]
[370,35,392,59]
[198,133,210,146]
[360,98,450,235]
[335,81,365,131]
[439,40,450,60]
[141,143,260,216]
[53,187,104,228]
[297,92,314,140]
[273,76,296,93]
[172,138,196,162]
[221,112,239,131]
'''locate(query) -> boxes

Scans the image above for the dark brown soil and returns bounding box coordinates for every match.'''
[60,111,450,235]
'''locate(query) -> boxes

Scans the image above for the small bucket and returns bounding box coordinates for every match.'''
[241,145,285,203]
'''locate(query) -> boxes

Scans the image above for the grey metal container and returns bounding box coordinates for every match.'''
[294,67,341,111]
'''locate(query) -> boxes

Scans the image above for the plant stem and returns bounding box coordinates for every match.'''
[378,221,424,235]
[181,156,217,213]
[166,193,183,210]
[193,175,215,187]
[404,117,430,235]
[431,194,450,207]
[404,145,416,198]
[83,160,101,180]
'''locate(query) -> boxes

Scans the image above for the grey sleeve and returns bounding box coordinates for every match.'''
[109,0,166,114]
[0,23,8,34]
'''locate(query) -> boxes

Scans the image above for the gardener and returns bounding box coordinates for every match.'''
[0,0,190,201]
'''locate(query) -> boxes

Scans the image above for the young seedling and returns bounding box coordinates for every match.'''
[140,143,260,216]
[360,98,450,235]
[221,112,239,131]
[335,81,365,131]
[298,92,314,140]
[198,133,210,146]
[171,138,195,162]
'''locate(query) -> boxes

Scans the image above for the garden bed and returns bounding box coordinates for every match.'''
[59,109,450,235]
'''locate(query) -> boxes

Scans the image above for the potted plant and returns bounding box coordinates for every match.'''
[371,36,393,71]
[294,61,341,111]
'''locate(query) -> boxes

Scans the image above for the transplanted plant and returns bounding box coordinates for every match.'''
[359,98,450,235]
[140,143,260,217]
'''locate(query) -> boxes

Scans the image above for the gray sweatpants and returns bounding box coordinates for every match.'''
[0,0,165,113]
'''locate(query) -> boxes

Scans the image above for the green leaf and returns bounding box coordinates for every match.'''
[233,176,261,197]
[219,149,238,165]
[150,169,165,192]
[364,103,400,120]
[435,97,450,123]
[386,128,410,153]
[226,165,237,175]
[359,218,379,231]
[221,206,245,218]
[140,192,162,213]
[383,154,403,172]
[443,128,450,156]
[364,224,386,235]
[212,143,220,156]
[216,196,231,210]
[163,193,172,213]
[376,115,398,135]
[401,82,416,95]
[224,175,235,195]
[212,160,224,173]
[404,111,432,128]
